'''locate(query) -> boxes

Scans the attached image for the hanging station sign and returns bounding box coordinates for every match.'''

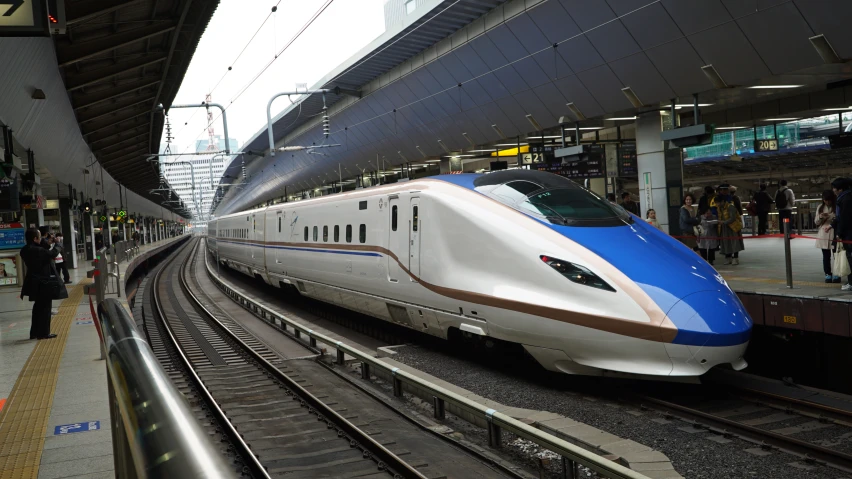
[0,0,49,36]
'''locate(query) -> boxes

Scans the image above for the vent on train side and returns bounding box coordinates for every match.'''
[359,201,368,210]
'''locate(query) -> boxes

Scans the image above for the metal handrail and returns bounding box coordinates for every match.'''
[203,248,650,479]
[97,299,233,478]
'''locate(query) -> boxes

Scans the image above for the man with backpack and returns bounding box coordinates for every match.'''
[776,180,795,234]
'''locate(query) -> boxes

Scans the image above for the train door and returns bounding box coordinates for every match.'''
[409,197,420,280]
[251,214,256,260]
[387,195,402,282]
[275,211,284,267]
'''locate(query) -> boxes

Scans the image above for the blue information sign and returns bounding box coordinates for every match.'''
[54,421,100,435]
[0,223,25,251]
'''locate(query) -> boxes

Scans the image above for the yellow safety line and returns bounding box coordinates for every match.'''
[0,282,89,479]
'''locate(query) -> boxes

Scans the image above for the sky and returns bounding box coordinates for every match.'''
[164,0,386,158]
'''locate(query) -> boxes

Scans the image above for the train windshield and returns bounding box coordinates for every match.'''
[473,171,632,227]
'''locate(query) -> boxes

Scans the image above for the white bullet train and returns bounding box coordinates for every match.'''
[208,170,752,378]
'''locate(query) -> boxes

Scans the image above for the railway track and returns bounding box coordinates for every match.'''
[146,238,519,479]
[635,377,852,474]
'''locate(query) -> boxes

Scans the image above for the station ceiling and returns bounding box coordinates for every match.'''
[214,0,852,215]
[54,0,219,211]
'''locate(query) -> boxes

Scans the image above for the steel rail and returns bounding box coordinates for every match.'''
[151,240,271,479]
[178,240,426,479]
[638,395,852,473]
[202,241,650,479]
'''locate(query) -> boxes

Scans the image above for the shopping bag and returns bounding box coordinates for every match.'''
[833,244,851,278]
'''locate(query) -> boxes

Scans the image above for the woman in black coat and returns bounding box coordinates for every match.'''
[20,228,62,339]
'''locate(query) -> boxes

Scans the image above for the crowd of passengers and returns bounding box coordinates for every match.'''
[608,178,852,289]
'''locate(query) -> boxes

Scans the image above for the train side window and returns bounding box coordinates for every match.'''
[346,225,352,243]
[334,225,339,242]
[412,206,419,232]
[323,226,328,242]
[391,205,397,231]
[304,226,308,241]
[359,201,367,210]
[359,224,366,243]
[278,217,281,232]
[313,226,318,241]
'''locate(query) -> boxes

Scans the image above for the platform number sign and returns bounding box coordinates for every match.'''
[754,139,778,152]
[54,421,100,435]
[783,315,797,324]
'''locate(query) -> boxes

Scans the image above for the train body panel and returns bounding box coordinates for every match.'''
[208,171,752,378]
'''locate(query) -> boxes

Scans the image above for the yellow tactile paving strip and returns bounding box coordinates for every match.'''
[0,282,89,479]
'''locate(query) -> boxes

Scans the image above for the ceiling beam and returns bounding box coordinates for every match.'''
[64,54,167,92]
[72,77,160,110]
[78,96,154,124]
[97,141,148,161]
[90,130,150,153]
[56,23,176,67]
[100,147,149,166]
[66,0,147,26]
[83,110,150,139]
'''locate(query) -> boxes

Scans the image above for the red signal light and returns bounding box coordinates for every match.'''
[48,15,57,23]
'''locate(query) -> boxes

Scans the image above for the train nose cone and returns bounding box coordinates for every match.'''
[667,290,752,347]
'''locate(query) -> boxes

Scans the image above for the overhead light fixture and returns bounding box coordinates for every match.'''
[748,85,803,89]
[564,127,604,131]
[495,143,528,147]
[822,107,852,111]
[426,159,441,163]
[437,139,451,154]
[462,132,476,148]
[607,117,637,121]
[525,114,543,131]
[809,34,842,64]
[763,118,799,121]
[674,103,713,109]
[415,146,427,158]
[621,87,643,108]
[445,154,475,157]
[527,136,563,140]
[715,126,748,130]
[566,103,586,120]
[491,124,506,139]
[701,64,728,89]
[397,151,408,162]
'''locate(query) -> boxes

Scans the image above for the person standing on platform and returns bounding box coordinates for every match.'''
[776,180,795,234]
[606,193,617,205]
[53,233,71,284]
[815,190,839,283]
[698,209,719,266]
[679,193,701,251]
[698,186,715,216]
[753,184,774,235]
[646,209,662,230]
[717,185,744,265]
[832,178,852,290]
[621,192,640,216]
[20,228,62,340]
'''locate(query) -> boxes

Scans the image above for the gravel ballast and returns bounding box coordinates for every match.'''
[393,345,844,479]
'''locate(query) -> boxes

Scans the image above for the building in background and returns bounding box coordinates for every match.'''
[160,134,240,224]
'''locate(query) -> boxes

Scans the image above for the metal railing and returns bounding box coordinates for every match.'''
[203,249,650,479]
[97,298,233,479]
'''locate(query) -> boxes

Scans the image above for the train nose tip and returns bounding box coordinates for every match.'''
[667,290,752,347]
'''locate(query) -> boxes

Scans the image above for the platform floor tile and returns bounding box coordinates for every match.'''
[0,284,86,479]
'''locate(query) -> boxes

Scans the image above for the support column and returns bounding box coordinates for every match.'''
[35,182,45,227]
[635,113,683,234]
[84,213,96,260]
[105,214,112,247]
[58,198,78,269]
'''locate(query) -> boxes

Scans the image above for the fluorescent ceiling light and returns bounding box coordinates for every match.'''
[564,127,604,131]
[495,143,528,147]
[526,136,563,139]
[674,104,713,109]
[763,118,799,121]
[607,117,637,121]
[822,107,852,111]
[747,85,803,89]
[446,154,476,157]
[426,159,441,163]
[715,126,748,130]
[467,149,501,152]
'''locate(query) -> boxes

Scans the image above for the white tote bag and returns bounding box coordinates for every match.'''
[833,243,851,278]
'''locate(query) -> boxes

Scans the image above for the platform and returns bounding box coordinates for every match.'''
[716,236,852,338]
[0,236,185,479]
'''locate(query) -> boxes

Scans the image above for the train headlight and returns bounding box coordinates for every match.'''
[540,255,615,292]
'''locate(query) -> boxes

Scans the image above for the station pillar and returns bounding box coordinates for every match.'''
[83,213,95,260]
[635,113,683,234]
[104,215,112,247]
[35,182,45,227]
[58,198,78,269]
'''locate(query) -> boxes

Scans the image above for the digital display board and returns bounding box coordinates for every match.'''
[619,142,637,177]
[532,145,605,179]
[0,223,26,250]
